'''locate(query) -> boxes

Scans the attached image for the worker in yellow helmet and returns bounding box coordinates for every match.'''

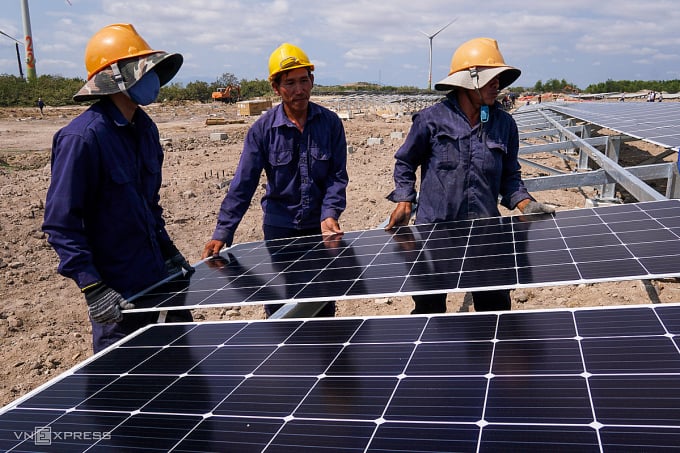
[42,24,193,352]
[202,43,349,318]
[385,37,555,314]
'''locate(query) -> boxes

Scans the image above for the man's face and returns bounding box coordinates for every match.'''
[479,75,501,106]
[272,67,313,110]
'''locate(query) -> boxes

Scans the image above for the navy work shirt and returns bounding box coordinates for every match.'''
[42,98,171,297]
[211,101,348,246]
[387,94,532,223]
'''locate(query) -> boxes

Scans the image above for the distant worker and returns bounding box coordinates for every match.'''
[42,23,194,353]
[202,42,349,318]
[37,97,45,116]
[385,37,555,315]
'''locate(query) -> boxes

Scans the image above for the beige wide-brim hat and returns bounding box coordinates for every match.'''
[73,51,183,102]
[434,66,520,91]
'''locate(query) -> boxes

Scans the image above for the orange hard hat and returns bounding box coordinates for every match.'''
[435,37,521,91]
[84,23,160,80]
[448,37,509,74]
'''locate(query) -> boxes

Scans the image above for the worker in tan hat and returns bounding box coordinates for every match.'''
[42,24,193,352]
[385,37,555,315]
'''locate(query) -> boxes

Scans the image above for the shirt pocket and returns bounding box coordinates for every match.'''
[269,149,293,167]
[432,131,460,171]
[309,146,331,180]
[483,137,508,174]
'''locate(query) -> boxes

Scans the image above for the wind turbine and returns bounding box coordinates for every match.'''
[419,18,457,91]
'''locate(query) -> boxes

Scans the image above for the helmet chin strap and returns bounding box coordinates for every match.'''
[469,67,489,124]
[110,62,131,98]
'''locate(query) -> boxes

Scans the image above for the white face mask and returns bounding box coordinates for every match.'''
[128,70,160,105]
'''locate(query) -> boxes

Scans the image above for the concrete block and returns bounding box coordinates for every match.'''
[210,132,228,141]
[338,111,354,120]
[367,137,384,146]
[390,131,405,140]
[347,146,355,154]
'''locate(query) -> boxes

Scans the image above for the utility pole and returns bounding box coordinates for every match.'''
[20,0,37,81]
[419,18,456,91]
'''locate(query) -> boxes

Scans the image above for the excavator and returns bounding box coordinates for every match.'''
[211,85,241,103]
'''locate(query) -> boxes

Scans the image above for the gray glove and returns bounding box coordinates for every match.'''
[160,241,195,276]
[165,253,195,275]
[522,200,556,214]
[84,283,135,324]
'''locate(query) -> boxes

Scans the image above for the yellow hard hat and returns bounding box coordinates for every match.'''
[268,43,314,81]
[434,37,520,91]
[84,23,159,80]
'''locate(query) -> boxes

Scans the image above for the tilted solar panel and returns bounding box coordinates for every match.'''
[547,102,680,150]
[2,304,680,451]
[126,199,680,313]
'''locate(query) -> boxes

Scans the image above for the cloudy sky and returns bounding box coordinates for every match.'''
[1,0,679,90]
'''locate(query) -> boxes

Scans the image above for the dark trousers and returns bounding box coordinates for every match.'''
[91,309,193,353]
[262,224,336,318]
[411,290,511,314]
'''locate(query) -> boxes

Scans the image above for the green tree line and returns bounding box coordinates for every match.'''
[1,72,678,107]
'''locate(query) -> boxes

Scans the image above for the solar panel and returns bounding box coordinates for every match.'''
[127,199,680,313]
[3,304,680,451]
[546,102,680,150]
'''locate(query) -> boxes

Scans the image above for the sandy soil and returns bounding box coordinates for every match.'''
[1,98,679,408]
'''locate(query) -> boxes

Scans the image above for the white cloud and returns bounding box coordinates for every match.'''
[1,0,679,89]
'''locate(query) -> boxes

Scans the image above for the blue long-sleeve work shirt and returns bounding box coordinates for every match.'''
[42,98,171,297]
[211,102,348,246]
[387,94,532,224]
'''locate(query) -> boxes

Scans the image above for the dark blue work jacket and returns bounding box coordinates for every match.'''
[211,102,348,246]
[42,98,171,297]
[387,94,532,224]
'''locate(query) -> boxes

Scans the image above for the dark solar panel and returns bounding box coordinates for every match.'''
[3,304,680,451]
[128,199,680,313]
[547,102,680,150]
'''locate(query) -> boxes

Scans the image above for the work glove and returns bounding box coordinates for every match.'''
[522,200,556,215]
[83,283,135,324]
[160,241,195,275]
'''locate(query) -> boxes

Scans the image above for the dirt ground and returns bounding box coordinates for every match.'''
[2,97,679,408]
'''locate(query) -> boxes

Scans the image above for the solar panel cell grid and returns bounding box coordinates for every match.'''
[3,304,680,451]
[120,200,680,313]
[544,102,680,150]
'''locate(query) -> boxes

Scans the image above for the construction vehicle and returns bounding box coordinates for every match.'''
[211,85,241,103]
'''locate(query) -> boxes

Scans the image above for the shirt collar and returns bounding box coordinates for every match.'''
[271,101,320,128]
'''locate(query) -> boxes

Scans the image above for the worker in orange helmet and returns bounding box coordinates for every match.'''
[385,37,555,315]
[43,24,193,352]
[202,42,349,318]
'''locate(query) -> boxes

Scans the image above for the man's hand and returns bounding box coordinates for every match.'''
[202,240,226,259]
[519,200,556,215]
[385,201,413,230]
[84,283,134,324]
[321,217,343,235]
